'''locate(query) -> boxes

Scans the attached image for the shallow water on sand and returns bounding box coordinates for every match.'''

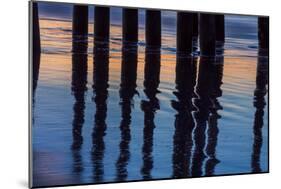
[32,12,268,187]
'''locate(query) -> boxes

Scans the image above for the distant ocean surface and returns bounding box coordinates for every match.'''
[32,2,268,188]
[38,2,258,56]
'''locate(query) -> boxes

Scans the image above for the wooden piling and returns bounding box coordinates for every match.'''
[122,8,138,44]
[73,5,88,36]
[199,14,216,56]
[94,7,110,42]
[145,10,161,48]
[32,2,41,94]
[215,15,225,42]
[72,5,88,53]
[258,17,269,51]
[177,12,193,54]
[192,13,199,39]
[32,2,40,55]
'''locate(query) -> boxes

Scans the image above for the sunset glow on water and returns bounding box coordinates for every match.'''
[32,3,268,187]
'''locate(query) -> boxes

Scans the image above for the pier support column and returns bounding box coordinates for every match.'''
[33,2,40,55]
[145,10,161,48]
[177,12,193,54]
[72,5,88,53]
[192,13,199,52]
[192,13,199,39]
[32,2,41,93]
[215,15,225,42]
[122,8,138,44]
[94,7,110,43]
[73,5,88,36]
[199,14,216,56]
[258,17,269,51]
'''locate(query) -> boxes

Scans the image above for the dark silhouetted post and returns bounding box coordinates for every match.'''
[258,17,269,52]
[192,13,199,52]
[94,7,110,44]
[72,5,88,53]
[73,5,88,36]
[145,10,161,48]
[215,15,225,42]
[192,13,199,39]
[177,12,193,54]
[200,14,216,56]
[123,8,138,44]
[32,2,41,94]
[33,2,40,55]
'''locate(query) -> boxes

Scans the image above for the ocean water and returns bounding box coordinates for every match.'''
[32,2,268,187]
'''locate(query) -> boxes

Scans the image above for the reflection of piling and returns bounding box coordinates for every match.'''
[93,43,109,94]
[258,17,269,51]
[143,48,161,99]
[140,48,161,179]
[72,5,88,53]
[205,114,220,176]
[120,44,138,101]
[115,103,132,181]
[123,9,138,44]
[191,57,215,177]
[191,55,224,176]
[94,7,110,43]
[251,46,268,173]
[32,52,41,94]
[115,43,138,181]
[91,42,109,182]
[171,54,196,178]
[71,39,88,174]
[177,12,193,54]
[199,14,216,56]
[174,55,197,103]
[146,10,161,48]
[172,111,194,178]
[71,18,88,174]
[215,15,225,42]
[205,59,224,176]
